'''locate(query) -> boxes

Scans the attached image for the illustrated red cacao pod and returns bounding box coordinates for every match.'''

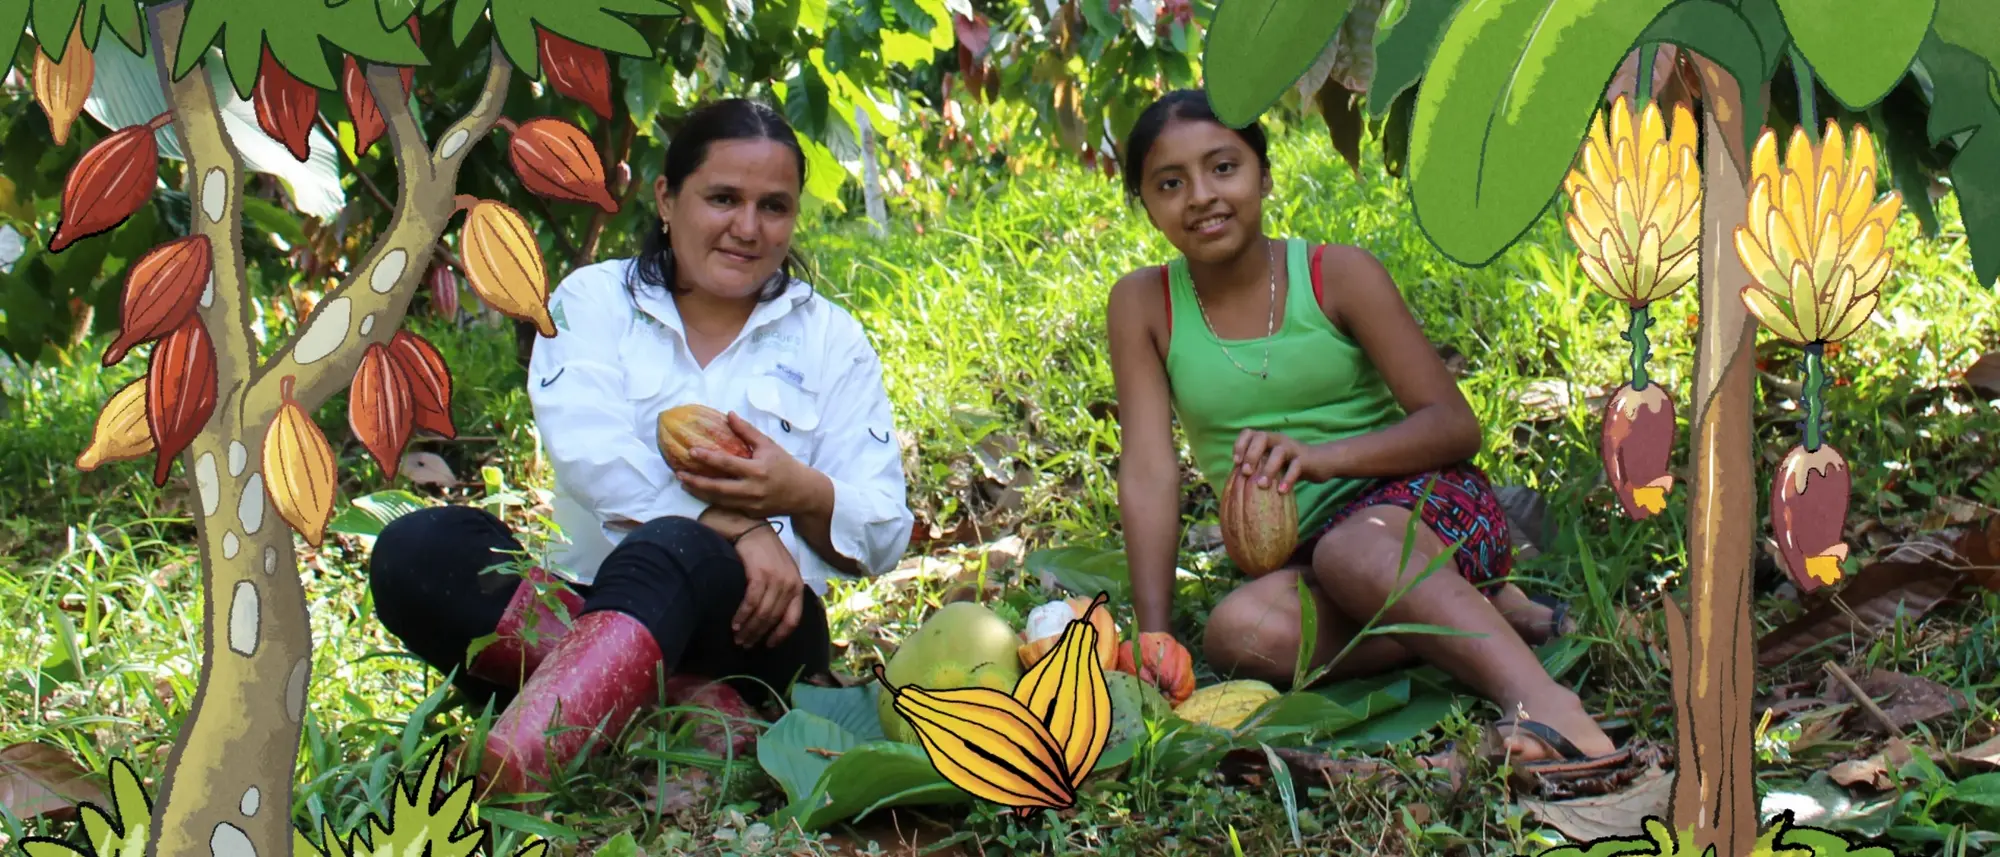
[50,121,163,252]
[536,28,612,119]
[1600,382,1677,520]
[103,235,212,366]
[656,403,753,477]
[254,47,318,162]
[427,262,460,318]
[1771,443,1852,594]
[342,56,416,159]
[506,117,618,212]
[385,329,455,439]
[350,342,415,480]
[146,316,218,486]
[1219,465,1299,576]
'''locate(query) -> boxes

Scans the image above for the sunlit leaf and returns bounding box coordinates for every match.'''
[1203,0,1356,127]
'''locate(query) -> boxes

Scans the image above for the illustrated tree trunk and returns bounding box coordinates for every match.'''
[139,5,515,856]
[1663,53,1765,856]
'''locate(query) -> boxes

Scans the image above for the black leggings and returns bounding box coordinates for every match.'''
[367,506,833,710]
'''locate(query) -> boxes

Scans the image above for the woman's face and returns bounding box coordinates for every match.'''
[656,137,802,301]
[1136,117,1272,264]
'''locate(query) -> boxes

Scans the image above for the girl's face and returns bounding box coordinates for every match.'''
[1136,116,1272,264]
[655,137,801,302]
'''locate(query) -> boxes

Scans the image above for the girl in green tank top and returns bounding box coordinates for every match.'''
[1103,89,1622,771]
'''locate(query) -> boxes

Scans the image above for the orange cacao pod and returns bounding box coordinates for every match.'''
[1771,443,1852,594]
[1114,631,1195,705]
[1600,382,1677,520]
[385,330,455,439]
[50,120,163,252]
[254,47,318,162]
[537,29,612,119]
[32,22,94,147]
[1219,466,1299,576]
[104,235,212,366]
[145,316,218,486]
[506,117,618,212]
[656,404,752,477]
[350,342,415,480]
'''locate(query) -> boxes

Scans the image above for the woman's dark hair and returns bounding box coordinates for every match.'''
[628,97,816,303]
[1119,88,1272,205]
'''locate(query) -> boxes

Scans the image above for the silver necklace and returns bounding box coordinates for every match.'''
[1192,238,1277,379]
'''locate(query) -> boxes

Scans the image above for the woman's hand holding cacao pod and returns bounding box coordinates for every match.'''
[675,411,826,519]
[1115,631,1197,705]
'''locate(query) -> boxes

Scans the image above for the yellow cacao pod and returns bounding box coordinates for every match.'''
[33,23,94,147]
[263,375,338,546]
[77,378,154,471]
[458,196,555,337]
[1219,466,1298,576]
[1174,680,1282,730]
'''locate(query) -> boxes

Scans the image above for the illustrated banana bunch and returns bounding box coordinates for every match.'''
[874,591,1114,818]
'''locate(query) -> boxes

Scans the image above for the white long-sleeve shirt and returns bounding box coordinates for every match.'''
[526,258,915,596]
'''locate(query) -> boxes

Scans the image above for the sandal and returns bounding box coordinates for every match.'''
[1483,718,1632,774]
[1527,594,1576,643]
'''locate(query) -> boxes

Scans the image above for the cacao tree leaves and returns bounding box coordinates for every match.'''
[27,0,81,58]
[1407,0,1676,266]
[174,0,428,97]
[1935,0,2000,75]
[0,0,29,82]
[1366,0,1457,119]
[376,0,421,32]
[488,0,679,79]
[1918,33,2000,288]
[1315,83,1366,177]
[1202,0,1356,127]
[1774,0,1935,110]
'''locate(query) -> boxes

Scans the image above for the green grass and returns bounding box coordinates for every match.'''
[5,122,2000,855]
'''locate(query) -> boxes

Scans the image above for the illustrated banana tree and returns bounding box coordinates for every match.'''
[1200,0,2000,853]
[2,1,690,856]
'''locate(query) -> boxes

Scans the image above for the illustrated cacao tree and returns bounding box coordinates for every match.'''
[1201,0,2000,853]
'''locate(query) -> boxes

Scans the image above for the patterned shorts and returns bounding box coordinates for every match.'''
[1286,461,1514,596]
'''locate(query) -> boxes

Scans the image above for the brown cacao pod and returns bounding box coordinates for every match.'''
[536,28,612,119]
[350,342,415,479]
[1114,631,1195,706]
[104,235,213,366]
[385,329,455,439]
[426,262,460,319]
[254,46,318,162]
[507,117,618,212]
[145,316,218,486]
[1771,443,1852,594]
[50,120,164,251]
[1600,381,1677,520]
[1219,466,1299,576]
[656,403,752,477]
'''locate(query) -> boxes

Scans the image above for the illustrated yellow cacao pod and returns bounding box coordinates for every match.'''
[77,378,154,471]
[32,23,93,147]
[1018,596,1119,670]
[458,196,555,337]
[263,375,338,546]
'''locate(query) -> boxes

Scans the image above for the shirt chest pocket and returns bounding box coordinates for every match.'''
[743,365,825,461]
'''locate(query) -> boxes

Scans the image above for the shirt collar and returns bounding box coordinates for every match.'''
[629,263,814,339]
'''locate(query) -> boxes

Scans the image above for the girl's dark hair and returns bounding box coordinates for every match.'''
[1119,88,1272,205]
[628,97,815,303]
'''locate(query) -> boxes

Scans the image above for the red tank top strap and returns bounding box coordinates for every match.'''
[1310,243,1327,305]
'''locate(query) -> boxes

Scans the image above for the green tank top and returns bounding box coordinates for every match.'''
[1163,237,1407,538]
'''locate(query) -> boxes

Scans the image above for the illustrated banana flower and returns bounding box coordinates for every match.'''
[1735,121,1903,344]
[1562,94,1703,307]
[1770,443,1851,593]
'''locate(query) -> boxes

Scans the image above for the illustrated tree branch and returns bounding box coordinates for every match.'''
[313,112,473,284]
[242,43,515,425]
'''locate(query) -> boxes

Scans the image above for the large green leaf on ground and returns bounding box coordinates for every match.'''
[1367,0,1459,118]
[757,710,971,832]
[1775,0,1935,109]
[1918,34,2000,288]
[1202,0,1356,127]
[326,490,431,539]
[1406,0,1676,267]
[174,0,428,96]
[790,682,885,742]
[1633,0,1768,155]
[1024,545,1131,602]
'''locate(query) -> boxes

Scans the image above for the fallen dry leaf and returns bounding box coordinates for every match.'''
[1821,669,1970,733]
[1962,351,2000,397]
[1756,557,1967,667]
[0,742,109,823]
[1954,735,2000,771]
[1829,756,1889,789]
[643,767,713,816]
[1520,765,1673,842]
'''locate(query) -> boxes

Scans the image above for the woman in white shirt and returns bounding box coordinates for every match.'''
[366,98,915,798]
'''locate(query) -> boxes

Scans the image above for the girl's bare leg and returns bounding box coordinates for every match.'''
[1308,505,1615,760]
[1202,568,1418,685]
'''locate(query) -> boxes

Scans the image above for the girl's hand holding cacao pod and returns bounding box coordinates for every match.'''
[677,412,828,519]
[1232,429,1317,493]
